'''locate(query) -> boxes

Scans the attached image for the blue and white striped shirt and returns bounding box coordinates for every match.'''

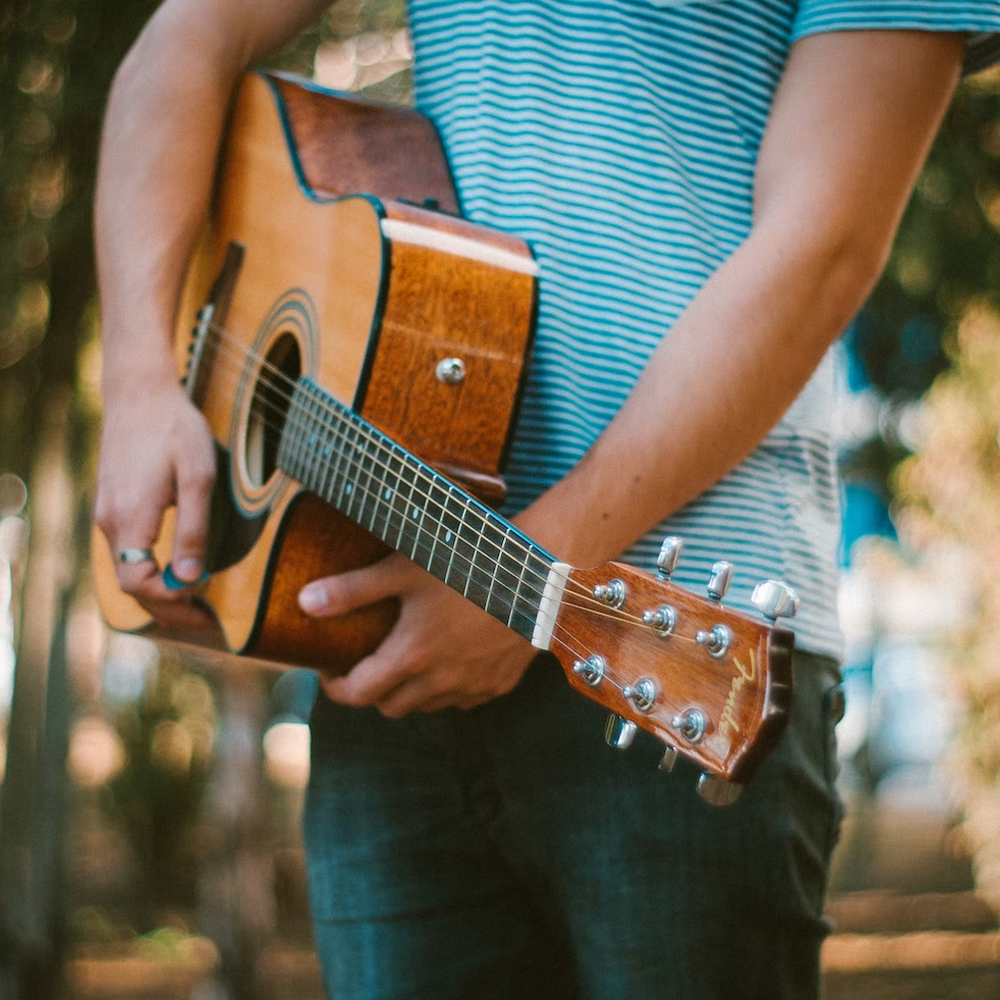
[407,0,1000,658]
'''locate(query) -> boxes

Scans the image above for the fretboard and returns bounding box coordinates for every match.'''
[277,377,555,640]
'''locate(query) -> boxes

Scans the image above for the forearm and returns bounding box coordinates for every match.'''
[515,29,964,567]
[93,0,335,596]
[95,0,333,396]
[515,229,870,565]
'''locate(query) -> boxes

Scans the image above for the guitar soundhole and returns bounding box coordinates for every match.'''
[246,331,301,488]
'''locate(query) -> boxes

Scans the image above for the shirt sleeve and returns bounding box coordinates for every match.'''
[791,0,1000,74]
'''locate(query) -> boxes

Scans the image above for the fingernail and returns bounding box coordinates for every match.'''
[174,558,203,582]
[163,563,210,591]
[299,583,329,614]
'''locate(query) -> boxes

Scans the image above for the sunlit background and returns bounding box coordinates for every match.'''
[3,2,1000,997]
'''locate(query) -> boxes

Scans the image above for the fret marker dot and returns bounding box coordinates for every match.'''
[445,531,453,543]
[345,484,353,495]
[384,488,392,500]
[411,507,420,520]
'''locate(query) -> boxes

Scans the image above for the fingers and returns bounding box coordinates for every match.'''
[95,383,217,622]
[114,549,216,630]
[318,618,533,718]
[298,553,406,617]
[170,425,216,583]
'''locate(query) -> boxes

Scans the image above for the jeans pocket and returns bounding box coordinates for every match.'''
[821,678,848,856]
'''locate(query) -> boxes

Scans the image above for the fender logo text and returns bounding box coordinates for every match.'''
[719,649,758,738]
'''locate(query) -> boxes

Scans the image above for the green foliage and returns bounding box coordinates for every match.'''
[853,68,1000,400]
[0,0,162,483]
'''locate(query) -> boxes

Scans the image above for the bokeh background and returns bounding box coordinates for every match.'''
[3,2,1000,997]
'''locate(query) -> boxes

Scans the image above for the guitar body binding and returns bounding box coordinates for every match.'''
[93,70,538,671]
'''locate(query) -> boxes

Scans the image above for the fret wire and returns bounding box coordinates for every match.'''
[285,380,555,622]
[294,391,310,478]
[378,449,402,541]
[336,411,354,513]
[435,488,465,586]
[277,388,299,476]
[348,418,370,523]
[318,401,336,499]
[241,359,555,612]
[352,416,371,526]
[483,520,506,620]
[508,530,532,630]
[312,399,327,490]
[392,440,416,553]
[361,427,380,533]
[459,506,494,610]
[421,477,453,579]
[292,390,308,477]
[313,392,330,495]
[306,391,321,492]
[408,469,426,563]
[330,398,353,508]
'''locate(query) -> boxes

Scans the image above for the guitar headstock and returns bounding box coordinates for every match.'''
[549,539,796,802]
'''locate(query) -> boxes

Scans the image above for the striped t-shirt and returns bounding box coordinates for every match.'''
[406,0,1000,659]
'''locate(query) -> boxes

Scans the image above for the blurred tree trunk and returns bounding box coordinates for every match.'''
[0,2,160,995]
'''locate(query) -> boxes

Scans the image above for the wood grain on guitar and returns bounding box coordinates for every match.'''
[91,71,796,794]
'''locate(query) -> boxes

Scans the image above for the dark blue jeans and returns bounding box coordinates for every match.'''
[304,650,843,999]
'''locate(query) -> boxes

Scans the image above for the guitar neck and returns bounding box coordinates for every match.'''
[278,377,556,641]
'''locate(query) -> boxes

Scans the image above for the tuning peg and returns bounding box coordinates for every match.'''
[642,605,677,637]
[671,709,707,745]
[696,773,743,807]
[593,578,626,608]
[706,561,732,602]
[659,746,679,772]
[655,536,682,579]
[623,678,657,714]
[604,714,637,750]
[750,580,799,621]
[695,624,732,659]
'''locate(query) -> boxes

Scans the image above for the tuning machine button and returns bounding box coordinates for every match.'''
[572,654,607,688]
[695,624,732,659]
[671,709,707,745]
[642,604,677,637]
[622,677,657,714]
[659,746,679,772]
[605,714,637,750]
[706,561,733,602]
[697,773,743,807]
[751,580,800,621]
[655,536,682,579]
[593,578,626,609]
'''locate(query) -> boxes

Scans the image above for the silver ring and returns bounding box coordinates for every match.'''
[118,547,155,565]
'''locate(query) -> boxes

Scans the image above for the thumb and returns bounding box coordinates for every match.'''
[298,554,403,617]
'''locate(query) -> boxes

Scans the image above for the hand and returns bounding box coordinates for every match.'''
[299,553,537,717]
[94,377,217,630]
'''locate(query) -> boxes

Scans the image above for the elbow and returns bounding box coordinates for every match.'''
[816,225,893,333]
[765,209,898,346]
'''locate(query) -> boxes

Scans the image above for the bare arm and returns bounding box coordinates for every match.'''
[309,29,966,715]
[94,0,334,623]
[517,29,965,565]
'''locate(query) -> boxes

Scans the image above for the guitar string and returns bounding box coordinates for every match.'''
[180,321,747,746]
[193,320,713,665]
[198,331,667,656]
[188,317,712,660]
[195,320,576,607]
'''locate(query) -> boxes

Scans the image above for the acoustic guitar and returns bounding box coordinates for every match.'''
[92,71,797,801]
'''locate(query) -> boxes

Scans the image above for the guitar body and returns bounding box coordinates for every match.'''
[92,71,538,672]
[94,71,795,787]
